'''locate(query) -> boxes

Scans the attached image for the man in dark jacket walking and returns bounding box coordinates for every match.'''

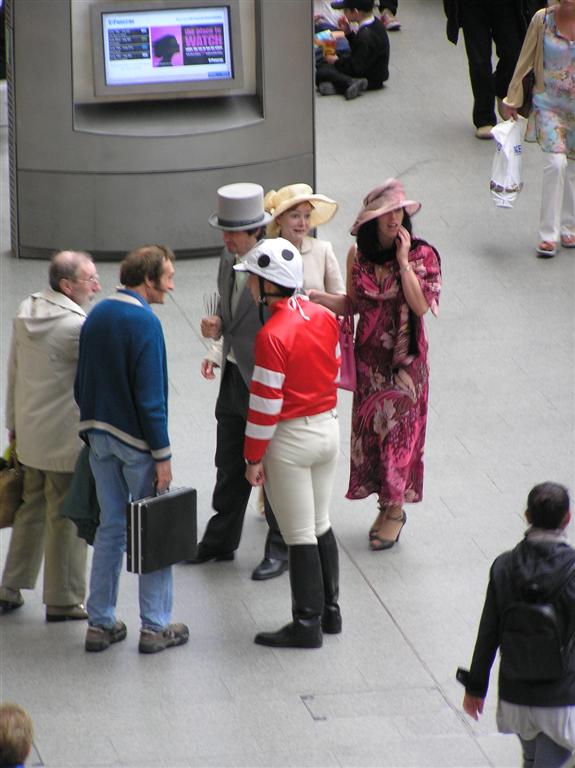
[458,482,575,766]
[443,0,546,138]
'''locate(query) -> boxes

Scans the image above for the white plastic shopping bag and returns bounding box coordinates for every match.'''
[489,117,527,208]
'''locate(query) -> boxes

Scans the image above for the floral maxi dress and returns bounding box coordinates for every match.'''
[346,241,441,506]
[526,8,575,159]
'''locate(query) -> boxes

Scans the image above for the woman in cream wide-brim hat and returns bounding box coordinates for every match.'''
[264,183,345,295]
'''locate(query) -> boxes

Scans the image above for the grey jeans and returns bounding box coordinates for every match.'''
[520,734,573,768]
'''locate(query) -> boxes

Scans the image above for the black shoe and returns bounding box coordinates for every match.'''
[185,545,234,564]
[254,544,324,649]
[322,607,342,634]
[46,604,88,622]
[0,587,24,612]
[251,557,288,581]
[255,621,322,648]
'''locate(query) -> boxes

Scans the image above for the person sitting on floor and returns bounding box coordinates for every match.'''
[316,0,390,100]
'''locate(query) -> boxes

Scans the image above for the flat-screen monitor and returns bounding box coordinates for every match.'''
[91,0,243,99]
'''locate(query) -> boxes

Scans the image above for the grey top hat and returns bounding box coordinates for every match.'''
[209,183,273,231]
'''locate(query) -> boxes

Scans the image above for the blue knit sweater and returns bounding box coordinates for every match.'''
[75,289,171,461]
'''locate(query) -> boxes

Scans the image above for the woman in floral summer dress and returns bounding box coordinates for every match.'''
[503,1,575,257]
[310,179,441,551]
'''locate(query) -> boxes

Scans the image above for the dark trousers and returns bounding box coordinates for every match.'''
[460,0,525,128]
[200,363,287,561]
[379,0,398,13]
[315,62,354,94]
[519,734,572,768]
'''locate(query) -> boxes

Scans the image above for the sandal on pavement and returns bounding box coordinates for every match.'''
[369,507,387,540]
[560,233,575,249]
[536,241,557,258]
[369,511,407,552]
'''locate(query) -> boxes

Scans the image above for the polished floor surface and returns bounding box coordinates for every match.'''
[1,2,574,766]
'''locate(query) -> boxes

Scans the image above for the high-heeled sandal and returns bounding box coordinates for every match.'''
[369,510,407,551]
[369,507,386,540]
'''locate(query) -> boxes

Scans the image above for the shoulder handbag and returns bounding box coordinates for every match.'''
[518,72,535,119]
[0,442,24,529]
[337,297,357,392]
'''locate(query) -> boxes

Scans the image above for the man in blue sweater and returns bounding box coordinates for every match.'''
[75,245,188,654]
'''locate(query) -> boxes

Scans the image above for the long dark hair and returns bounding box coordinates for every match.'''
[356,211,413,265]
[357,211,419,358]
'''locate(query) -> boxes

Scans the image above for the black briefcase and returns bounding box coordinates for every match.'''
[126,487,197,574]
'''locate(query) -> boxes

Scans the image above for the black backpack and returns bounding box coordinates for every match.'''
[500,560,575,682]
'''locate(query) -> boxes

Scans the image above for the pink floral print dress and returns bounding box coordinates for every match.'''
[346,240,441,506]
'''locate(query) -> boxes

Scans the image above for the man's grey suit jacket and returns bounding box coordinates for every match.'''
[217,248,266,388]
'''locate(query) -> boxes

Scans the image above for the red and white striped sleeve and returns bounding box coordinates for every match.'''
[244,332,286,463]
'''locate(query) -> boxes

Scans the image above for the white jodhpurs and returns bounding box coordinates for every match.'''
[539,152,575,243]
[263,410,339,546]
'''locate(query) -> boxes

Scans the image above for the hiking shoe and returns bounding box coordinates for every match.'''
[85,620,127,652]
[0,587,24,612]
[138,623,189,654]
[318,82,337,96]
[345,78,368,101]
[46,604,88,623]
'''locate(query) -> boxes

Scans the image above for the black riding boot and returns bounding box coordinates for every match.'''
[317,528,342,634]
[254,544,324,648]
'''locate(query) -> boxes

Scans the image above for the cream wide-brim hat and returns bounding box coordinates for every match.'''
[264,184,338,237]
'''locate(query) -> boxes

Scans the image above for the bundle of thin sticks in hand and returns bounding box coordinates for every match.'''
[203,292,219,317]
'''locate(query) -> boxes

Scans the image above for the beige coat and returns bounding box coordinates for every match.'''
[300,235,345,294]
[6,288,87,472]
[503,7,550,109]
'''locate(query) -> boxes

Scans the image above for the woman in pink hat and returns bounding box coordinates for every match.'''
[310,179,442,550]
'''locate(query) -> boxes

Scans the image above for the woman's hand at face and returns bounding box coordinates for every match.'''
[395,225,411,269]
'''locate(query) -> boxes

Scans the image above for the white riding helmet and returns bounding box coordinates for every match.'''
[233,237,303,290]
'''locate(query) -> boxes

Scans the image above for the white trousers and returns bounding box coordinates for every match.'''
[539,153,575,243]
[263,410,339,546]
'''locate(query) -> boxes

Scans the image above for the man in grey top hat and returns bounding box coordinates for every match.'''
[188,183,288,580]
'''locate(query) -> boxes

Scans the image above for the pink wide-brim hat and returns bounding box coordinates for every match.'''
[350,179,421,236]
